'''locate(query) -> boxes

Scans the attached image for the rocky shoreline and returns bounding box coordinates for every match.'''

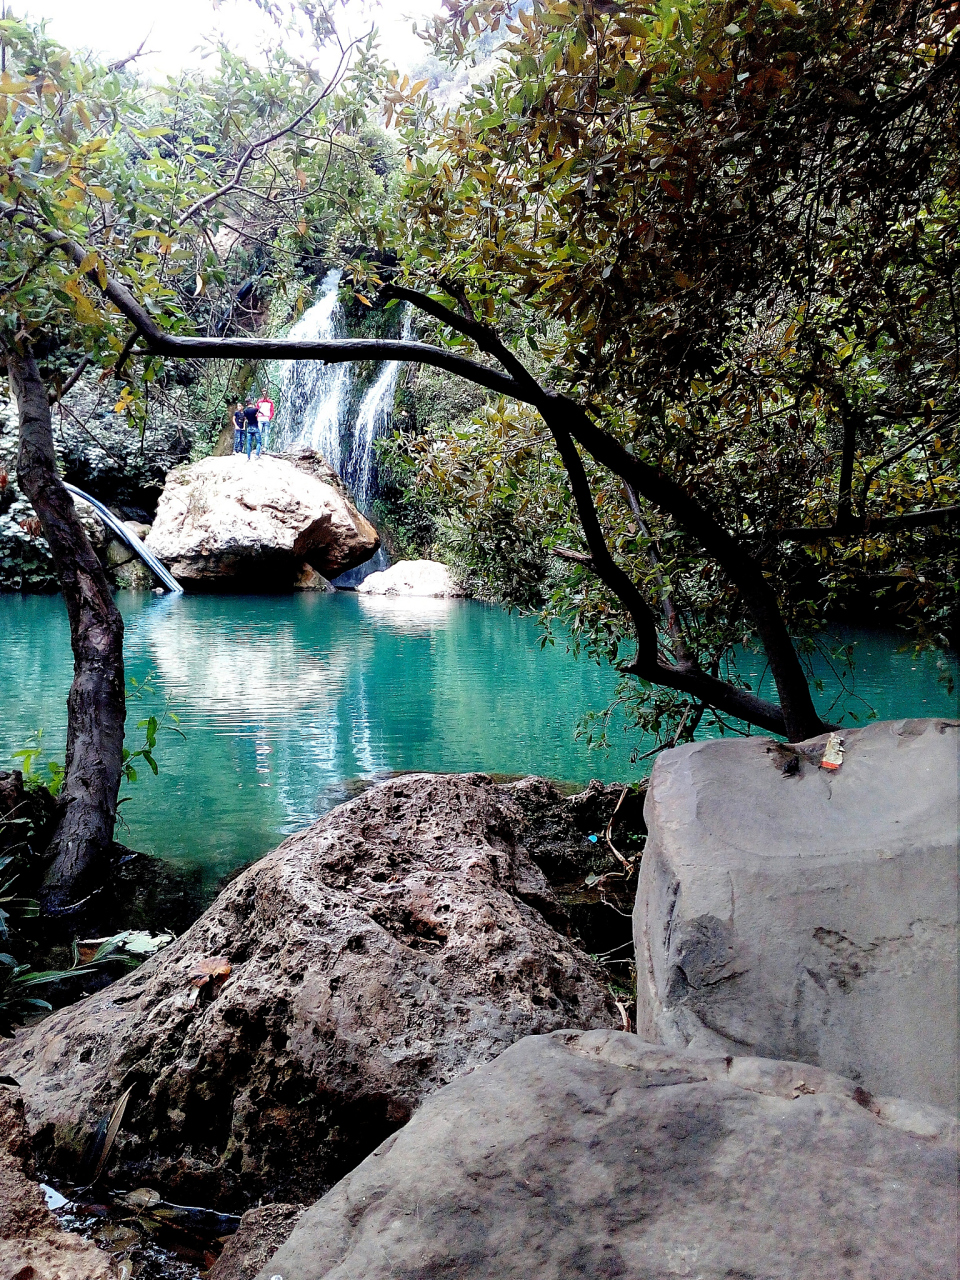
[1,718,957,1278]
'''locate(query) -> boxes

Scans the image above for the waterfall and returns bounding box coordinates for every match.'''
[275,270,410,508]
[274,271,410,584]
[275,270,350,472]
[345,306,413,510]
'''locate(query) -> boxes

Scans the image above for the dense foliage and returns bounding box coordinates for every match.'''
[1,0,956,757]
[365,0,958,742]
[0,6,390,422]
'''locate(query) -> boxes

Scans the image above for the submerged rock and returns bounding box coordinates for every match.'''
[356,558,464,597]
[0,1087,114,1280]
[0,774,618,1209]
[256,1028,959,1280]
[634,717,959,1110]
[145,454,379,589]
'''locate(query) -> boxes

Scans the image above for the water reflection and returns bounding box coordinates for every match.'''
[2,591,956,888]
[354,593,460,630]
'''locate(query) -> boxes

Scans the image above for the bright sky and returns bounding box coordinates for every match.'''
[13,0,440,78]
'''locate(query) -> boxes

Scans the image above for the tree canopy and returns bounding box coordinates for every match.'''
[2,0,957,760]
[365,0,958,745]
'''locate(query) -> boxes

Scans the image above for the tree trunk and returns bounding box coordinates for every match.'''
[5,344,125,916]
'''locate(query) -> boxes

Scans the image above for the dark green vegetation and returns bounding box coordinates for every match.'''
[0,1,957,914]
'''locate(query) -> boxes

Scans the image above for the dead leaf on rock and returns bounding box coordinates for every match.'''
[186,956,232,1006]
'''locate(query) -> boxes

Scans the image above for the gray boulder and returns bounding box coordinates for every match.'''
[256,1028,959,1280]
[634,717,958,1110]
[0,774,617,1208]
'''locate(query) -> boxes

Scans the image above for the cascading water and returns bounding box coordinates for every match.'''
[347,306,413,511]
[274,270,410,584]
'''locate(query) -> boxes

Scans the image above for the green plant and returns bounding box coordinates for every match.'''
[119,674,185,786]
[0,953,95,1039]
[11,728,66,797]
[0,856,38,943]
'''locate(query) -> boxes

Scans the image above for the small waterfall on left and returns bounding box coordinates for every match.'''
[274,272,410,584]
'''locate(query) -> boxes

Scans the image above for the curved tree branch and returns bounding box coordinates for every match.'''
[2,206,826,737]
[775,504,960,541]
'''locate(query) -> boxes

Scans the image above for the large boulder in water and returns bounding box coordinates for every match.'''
[357,559,465,598]
[145,453,378,588]
[255,1029,959,1280]
[0,775,618,1209]
[634,717,959,1110]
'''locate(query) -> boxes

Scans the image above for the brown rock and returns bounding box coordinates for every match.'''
[292,562,335,592]
[209,1204,304,1280]
[0,775,618,1210]
[0,1087,114,1280]
[257,1029,960,1280]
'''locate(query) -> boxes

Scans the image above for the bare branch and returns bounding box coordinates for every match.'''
[48,353,91,405]
[108,38,156,73]
[776,504,960,541]
[551,546,593,565]
[176,30,369,227]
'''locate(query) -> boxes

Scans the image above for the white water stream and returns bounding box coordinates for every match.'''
[274,270,411,510]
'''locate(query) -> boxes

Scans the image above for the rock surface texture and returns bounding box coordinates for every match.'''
[0,1087,115,1280]
[356,559,464,597]
[256,1028,959,1280]
[634,717,959,1111]
[145,453,378,588]
[0,775,617,1208]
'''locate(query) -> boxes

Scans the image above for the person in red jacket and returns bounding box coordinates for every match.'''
[255,389,275,455]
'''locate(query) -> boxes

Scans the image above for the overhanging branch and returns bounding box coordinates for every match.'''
[775,505,960,541]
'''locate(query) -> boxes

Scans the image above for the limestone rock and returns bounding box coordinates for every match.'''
[356,559,464,598]
[145,454,378,588]
[634,717,959,1110]
[123,519,152,542]
[278,447,349,497]
[0,1087,115,1280]
[103,537,135,567]
[0,774,617,1209]
[292,562,335,592]
[70,494,106,549]
[256,1028,959,1280]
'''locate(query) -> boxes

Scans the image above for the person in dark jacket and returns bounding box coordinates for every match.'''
[232,403,246,453]
[243,398,262,459]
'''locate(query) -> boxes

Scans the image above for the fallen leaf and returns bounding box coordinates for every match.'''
[186,956,232,1005]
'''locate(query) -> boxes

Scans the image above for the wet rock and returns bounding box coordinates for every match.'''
[0,774,618,1209]
[0,1086,114,1280]
[357,559,464,597]
[209,1204,305,1280]
[256,1028,959,1280]
[145,454,379,589]
[634,717,959,1110]
[112,558,155,590]
[292,562,335,592]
